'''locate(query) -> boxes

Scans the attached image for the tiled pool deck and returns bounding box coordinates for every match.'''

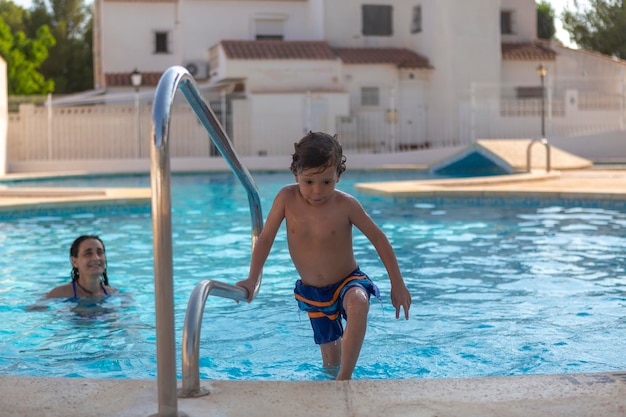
[1,167,625,417]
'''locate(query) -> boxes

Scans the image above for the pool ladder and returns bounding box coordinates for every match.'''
[526,138,551,172]
[150,66,263,416]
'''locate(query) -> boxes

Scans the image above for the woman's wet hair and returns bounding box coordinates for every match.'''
[69,235,109,286]
[290,131,347,176]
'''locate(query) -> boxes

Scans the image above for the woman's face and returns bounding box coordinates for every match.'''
[71,238,106,279]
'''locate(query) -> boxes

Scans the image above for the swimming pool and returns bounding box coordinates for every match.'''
[0,170,624,381]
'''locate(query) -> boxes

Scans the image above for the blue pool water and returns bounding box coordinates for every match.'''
[0,170,625,380]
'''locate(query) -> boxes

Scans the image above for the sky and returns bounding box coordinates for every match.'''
[546,0,580,48]
[8,0,583,47]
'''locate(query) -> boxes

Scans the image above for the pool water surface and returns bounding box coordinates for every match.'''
[0,171,624,380]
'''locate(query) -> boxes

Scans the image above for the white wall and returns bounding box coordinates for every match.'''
[245,90,349,156]
[342,64,399,105]
[550,131,626,163]
[324,0,418,48]
[418,0,503,144]
[101,1,179,73]
[550,43,626,94]
[223,58,343,92]
[101,0,322,77]
[501,0,537,41]
[181,0,319,62]
[501,60,555,87]
[501,42,626,97]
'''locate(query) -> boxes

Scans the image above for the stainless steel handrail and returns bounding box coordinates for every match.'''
[526,138,551,173]
[151,66,263,416]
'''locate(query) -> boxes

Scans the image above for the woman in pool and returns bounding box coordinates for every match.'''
[46,235,117,299]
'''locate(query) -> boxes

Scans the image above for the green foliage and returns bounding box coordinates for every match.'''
[562,0,626,58]
[33,0,93,93]
[0,11,55,94]
[0,0,93,95]
[0,0,29,33]
[536,1,556,39]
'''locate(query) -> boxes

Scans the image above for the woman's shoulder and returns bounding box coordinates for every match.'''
[45,282,74,298]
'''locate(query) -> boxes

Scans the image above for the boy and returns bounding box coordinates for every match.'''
[237,132,411,380]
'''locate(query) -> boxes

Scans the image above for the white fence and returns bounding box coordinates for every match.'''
[7,102,229,164]
[6,79,626,173]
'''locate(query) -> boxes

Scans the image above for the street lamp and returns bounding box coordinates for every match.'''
[537,64,547,138]
[130,68,142,157]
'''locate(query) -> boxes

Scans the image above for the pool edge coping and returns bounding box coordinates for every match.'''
[2,371,625,417]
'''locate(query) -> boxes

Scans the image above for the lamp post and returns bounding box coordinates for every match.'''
[130,68,142,157]
[537,64,547,138]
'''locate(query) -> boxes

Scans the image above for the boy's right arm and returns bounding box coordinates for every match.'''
[236,188,288,302]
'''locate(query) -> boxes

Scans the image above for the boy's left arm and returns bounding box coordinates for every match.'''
[373,233,411,320]
[349,198,412,319]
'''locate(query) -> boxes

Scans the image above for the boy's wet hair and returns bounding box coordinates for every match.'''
[290,132,347,176]
[69,235,109,286]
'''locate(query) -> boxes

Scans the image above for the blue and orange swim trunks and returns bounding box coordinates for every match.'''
[294,267,380,345]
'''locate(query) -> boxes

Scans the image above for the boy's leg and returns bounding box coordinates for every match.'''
[336,286,369,380]
[319,339,341,377]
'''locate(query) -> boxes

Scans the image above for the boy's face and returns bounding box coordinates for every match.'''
[295,164,340,206]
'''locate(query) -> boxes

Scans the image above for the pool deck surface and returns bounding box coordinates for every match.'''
[354,167,626,200]
[1,166,625,417]
[0,167,625,210]
[2,372,626,417]
[0,186,151,211]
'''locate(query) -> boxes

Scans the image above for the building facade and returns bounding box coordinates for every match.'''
[0,0,617,173]
[91,1,624,152]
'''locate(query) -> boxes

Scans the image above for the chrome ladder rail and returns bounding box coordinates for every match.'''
[151,66,263,416]
[526,138,551,173]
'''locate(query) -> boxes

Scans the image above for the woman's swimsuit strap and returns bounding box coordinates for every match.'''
[71,280,109,298]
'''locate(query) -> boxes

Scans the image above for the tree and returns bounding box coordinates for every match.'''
[562,0,626,59]
[0,0,29,33]
[537,1,556,40]
[0,12,55,94]
[29,0,93,93]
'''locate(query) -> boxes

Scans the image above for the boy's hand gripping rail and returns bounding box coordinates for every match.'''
[151,66,263,414]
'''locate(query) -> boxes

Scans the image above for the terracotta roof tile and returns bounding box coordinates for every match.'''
[104,43,433,87]
[332,47,431,69]
[502,42,556,61]
[221,40,336,60]
[219,41,432,69]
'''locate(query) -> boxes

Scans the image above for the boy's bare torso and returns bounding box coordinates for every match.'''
[282,184,358,287]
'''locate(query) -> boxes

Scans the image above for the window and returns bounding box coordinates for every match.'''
[155,31,169,54]
[411,5,422,34]
[362,5,393,36]
[255,14,286,40]
[501,10,514,34]
[361,87,380,106]
[256,34,283,41]
[516,86,543,99]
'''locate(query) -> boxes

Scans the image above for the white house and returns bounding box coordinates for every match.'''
[4,0,624,176]
[71,0,626,158]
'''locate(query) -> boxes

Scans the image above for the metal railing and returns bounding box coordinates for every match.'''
[526,138,551,172]
[151,66,263,416]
